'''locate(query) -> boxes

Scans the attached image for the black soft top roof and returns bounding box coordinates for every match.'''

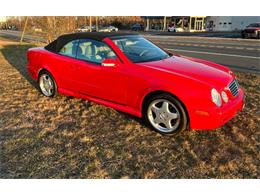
[45,32,140,52]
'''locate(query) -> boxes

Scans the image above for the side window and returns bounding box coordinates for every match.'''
[76,39,116,64]
[59,40,79,57]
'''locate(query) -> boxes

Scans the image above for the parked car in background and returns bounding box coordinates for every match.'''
[76,26,90,32]
[76,25,97,32]
[241,23,260,39]
[7,24,18,31]
[168,25,184,32]
[131,23,144,31]
[151,24,162,30]
[99,25,118,32]
[33,27,43,32]
[27,32,245,134]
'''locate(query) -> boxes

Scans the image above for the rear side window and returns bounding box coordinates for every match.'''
[76,39,116,64]
[59,40,79,57]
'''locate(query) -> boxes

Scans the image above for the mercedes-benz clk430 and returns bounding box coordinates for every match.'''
[27,32,245,134]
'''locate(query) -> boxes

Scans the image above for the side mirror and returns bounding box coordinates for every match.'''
[101,58,118,67]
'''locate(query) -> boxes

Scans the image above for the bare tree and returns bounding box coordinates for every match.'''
[5,16,144,42]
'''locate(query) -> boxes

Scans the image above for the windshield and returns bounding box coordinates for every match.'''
[248,23,260,27]
[112,36,170,63]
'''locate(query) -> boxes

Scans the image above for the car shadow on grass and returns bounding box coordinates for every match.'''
[0,44,39,89]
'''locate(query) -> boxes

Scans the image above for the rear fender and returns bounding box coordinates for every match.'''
[37,65,60,88]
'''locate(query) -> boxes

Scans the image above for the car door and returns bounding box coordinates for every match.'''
[53,39,81,91]
[74,38,127,105]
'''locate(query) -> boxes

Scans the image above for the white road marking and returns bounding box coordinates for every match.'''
[149,38,260,47]
[153,41,260,51]
[166,48,260,59]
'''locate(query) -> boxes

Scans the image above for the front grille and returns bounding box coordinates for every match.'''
[229,79,239,97]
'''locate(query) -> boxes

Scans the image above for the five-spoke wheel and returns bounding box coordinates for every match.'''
[143,93,188,134]
[38,70,57,97]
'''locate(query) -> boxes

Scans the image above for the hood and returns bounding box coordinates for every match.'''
[245,27,260,30]
[138,56,233,88]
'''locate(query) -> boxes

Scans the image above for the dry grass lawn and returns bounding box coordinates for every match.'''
[0,38,259,178]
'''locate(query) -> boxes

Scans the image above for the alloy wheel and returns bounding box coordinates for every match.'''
[147,99,180,133]
[39,73,54,97]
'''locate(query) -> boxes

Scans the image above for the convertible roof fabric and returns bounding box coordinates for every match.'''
[45,32,139,52]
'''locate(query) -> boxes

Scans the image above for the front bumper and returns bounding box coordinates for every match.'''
[244,32,259,38]
[190,89,245,130]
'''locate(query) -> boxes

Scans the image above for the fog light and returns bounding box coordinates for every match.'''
[221,91,228,103]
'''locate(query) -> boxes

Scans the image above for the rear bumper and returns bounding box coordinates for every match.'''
[190,89,245,130]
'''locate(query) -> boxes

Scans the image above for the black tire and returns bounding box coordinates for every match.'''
[142,93,188,135]
[257,32,260,39]
[38,70,57,97]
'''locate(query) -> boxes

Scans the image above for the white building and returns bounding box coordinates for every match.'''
[206,16,260,31]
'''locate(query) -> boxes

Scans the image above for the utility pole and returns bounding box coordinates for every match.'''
[163,16,167,31]
[20,16,28,44]
[95,16,98,32]
[146,17,150,31]
[89,16,92,32]
[67,17,70,31]
[189,17,192,32]
[194,17,197,31]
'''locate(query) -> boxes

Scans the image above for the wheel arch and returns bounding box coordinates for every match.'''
[37,68,58,84]
[141,90,190,123]
[37,67,53,79]
[37,67,60,89]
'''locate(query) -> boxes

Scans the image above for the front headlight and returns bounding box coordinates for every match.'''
[211,88,222,107]
[221,91,228,103]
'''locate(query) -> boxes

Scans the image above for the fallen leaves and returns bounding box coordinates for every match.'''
[0,39,259,178]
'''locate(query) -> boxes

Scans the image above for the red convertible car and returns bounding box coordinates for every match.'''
[27,32,245,134]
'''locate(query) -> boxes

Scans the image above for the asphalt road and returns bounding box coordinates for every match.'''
[146,35,260,73]
[0,30,259,73]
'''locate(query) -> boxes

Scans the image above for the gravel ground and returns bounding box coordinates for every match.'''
[0,38,259,178]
